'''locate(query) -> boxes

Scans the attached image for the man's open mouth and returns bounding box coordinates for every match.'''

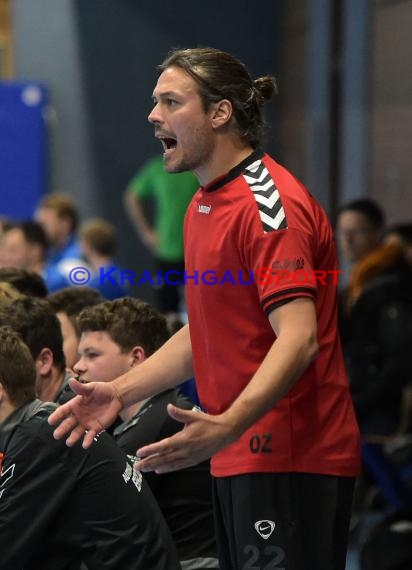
[161,137,177,151]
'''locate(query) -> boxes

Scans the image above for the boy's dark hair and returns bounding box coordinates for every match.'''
[0,267,48,297]
[48,287,105,337]
[0,296,65,371]
[77,297,170,356]
[0,282,23,302]
[0,325,36,406]
[337,199,385,230]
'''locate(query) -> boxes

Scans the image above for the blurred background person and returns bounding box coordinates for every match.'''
[79,217,129,300]
[0,267,48,297]
[0,220,67,292]
[336,198,412,436]
[385,222,412,267]
[0,295,69,404]
[48,286,105,372]
[35,192,86,284]
[0,217,12,268]
[336,198,385,271]
[124,154,198,321]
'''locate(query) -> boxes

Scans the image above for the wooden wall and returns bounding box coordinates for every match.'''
[0,0,12,77]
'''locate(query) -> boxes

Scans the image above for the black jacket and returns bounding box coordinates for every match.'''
[340,261,412,435]
[0,400,181,570]
[114,389,217,566]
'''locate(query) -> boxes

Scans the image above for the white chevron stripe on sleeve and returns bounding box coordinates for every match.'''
[253,188,280,209]
[250,179,275,193]
[243,168,269,184]
[245,160,262,172]
[259,207,286,230]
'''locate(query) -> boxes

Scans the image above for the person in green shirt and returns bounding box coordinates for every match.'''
[124,155,198,317]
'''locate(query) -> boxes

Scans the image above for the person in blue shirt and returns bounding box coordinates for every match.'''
[35,192,86,284]
[79,218,129,300]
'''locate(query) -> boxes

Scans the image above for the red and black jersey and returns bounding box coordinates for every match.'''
[184,150,360,478]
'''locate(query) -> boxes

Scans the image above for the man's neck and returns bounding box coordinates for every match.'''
[193,138,254,187]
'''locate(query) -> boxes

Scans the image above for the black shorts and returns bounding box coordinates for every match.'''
[212,472,355,570]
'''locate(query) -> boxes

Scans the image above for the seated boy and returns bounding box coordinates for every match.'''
[0,326,180,570]
[75,297,218,569]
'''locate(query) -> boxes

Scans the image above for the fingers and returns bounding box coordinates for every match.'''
[136,433,195,473]
[135,451,195,474]
[51,414,79,440]
[137,438,174,459]
[66,424,88,448]
[68,378,93,396]
[52,418,98,449]
[82,429,99,449]
[166,403,202,423]
[48,402,74,426]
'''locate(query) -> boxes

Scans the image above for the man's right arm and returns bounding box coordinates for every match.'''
[115,324,193,408]
[49,325,193,447]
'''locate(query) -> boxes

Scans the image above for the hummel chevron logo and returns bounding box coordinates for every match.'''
[254,519,276,540]
[254,188,280,209]
[242,160,287,232]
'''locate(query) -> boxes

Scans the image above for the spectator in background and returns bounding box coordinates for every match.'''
[385,222,412,267]
[0,326,180,570]
[0,266,48,297]
[342,241,412,435]
[48,286,105,372]
[0,216,11,234]
[0,295,70,404]
[0,221,67,292]
[336,198,385,267]
[79,218,129,300]
[0,216,12,267]
[75,297,218,569]
[336,199,412,436]
[35,192,86,283]
[124,154,198,320]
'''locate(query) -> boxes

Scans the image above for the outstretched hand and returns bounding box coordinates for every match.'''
[135,404,235,473]
[48,378,123,448]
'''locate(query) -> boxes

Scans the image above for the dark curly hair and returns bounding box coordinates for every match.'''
[77,297,170,356]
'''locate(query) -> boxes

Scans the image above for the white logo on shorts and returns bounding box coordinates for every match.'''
[254,519,276,539]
